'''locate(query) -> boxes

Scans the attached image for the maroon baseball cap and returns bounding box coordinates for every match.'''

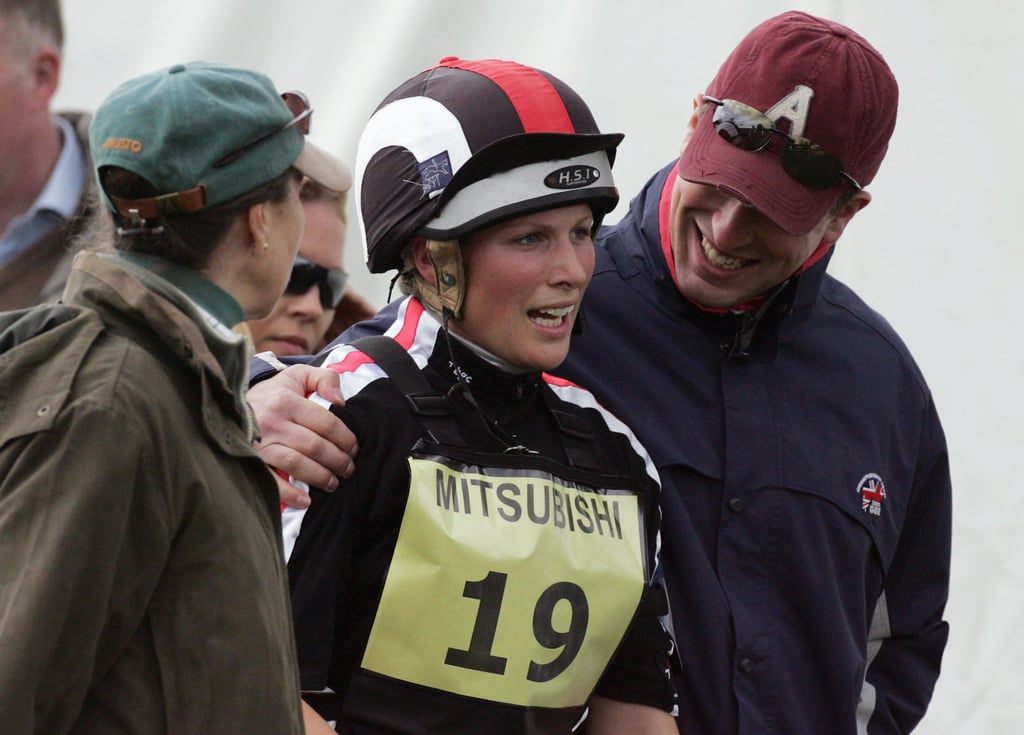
[678,11,898,235]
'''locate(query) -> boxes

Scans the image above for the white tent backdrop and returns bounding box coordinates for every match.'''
[56,1,1023,731]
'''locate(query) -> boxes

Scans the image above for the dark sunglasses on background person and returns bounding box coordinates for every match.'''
[214,91,313,168]
[704,95,861,191]
[285,256,348,309]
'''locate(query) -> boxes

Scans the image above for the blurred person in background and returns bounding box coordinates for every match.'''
[0,0,94,309]
[244,176,376,357]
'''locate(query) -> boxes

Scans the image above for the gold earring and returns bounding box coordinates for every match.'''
[263,242,269,251]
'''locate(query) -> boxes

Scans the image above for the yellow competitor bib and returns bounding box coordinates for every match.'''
[361,454,646,709]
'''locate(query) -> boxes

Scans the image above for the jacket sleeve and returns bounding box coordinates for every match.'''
[0,402,169,733]
[248,301,399,387]
[594,580,679,714]
[861,398,952,734]
[593,441,679,715]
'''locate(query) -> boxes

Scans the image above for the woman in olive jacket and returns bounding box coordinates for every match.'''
[0,61,350,734]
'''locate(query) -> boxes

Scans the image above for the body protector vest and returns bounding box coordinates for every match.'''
[313,336,656,727]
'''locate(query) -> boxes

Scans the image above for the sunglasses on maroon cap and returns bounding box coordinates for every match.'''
[214,91,313,169]
[285,256,348,310]
[705,96,861,192]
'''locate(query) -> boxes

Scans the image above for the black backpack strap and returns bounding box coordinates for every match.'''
[350,336,463,446]
[539,386,603,471]
[342,336,605,465]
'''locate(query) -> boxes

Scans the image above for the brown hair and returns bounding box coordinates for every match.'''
[299,176,347,223]
[97,166,301,269]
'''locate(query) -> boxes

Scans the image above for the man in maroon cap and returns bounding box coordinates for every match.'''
[556,11,951,734]
[250,11,951,735]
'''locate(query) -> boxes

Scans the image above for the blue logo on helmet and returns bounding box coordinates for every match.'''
[418,151,453,198]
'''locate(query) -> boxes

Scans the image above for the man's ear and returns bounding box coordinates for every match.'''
[823,190,871,245]
[28,45,60,113]
[679,94,704,153]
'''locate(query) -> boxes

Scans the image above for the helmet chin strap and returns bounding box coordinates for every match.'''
[417,243,523,451]
[421,239,466,319]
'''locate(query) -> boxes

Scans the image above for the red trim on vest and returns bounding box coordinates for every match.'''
[543,373,579,388]
[391,297,424,349]
[324,298,426,377]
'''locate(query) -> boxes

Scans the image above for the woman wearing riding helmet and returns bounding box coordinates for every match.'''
[284,57,679,734]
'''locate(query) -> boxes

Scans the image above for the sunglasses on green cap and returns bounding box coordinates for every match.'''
[214,91,312,169]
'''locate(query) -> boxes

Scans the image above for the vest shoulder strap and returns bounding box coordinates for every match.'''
[350,336,603,470]
[350,335,463,446]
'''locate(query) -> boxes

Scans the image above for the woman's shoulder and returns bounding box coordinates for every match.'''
[541,374,660,485]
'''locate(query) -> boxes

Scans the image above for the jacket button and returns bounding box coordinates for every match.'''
[727,497,746,512]
[738,658,755,673]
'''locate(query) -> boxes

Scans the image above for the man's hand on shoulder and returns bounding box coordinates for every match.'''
[248,365,357,508]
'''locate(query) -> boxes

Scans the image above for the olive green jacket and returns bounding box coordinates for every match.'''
[0,251,303,734]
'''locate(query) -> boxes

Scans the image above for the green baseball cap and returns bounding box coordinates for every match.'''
[90,61,351,218]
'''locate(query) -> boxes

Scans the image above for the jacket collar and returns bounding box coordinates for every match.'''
[66,251,254,434]
[117,251,243,329]
[423,318,543,423]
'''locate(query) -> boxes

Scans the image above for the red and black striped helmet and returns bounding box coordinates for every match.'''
[355,57,624,273]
